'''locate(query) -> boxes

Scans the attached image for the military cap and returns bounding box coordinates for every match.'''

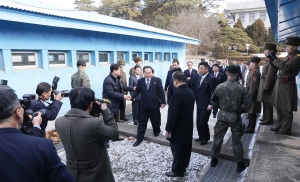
[201,58,205,62]
[226,65,239,73]
[133,57,142,63]
[117,60,126,66]
[77,60,86,67]
[286,36,300,46]
[249,56,260,64]
[264,43,277,51]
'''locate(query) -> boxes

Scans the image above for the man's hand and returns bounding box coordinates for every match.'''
[207,105,212,111]
[53,92,63,101]
[161,104,166,109]
[187,77,191,80]
[100,103,108,110]
[164,131,170,138]
[30,112,42,126]
[133,87,136,91]
[124,95,131,100]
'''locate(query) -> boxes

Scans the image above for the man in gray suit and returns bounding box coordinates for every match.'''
[238,60,247,85]
[129,65,143,125]
[56,87,119,182]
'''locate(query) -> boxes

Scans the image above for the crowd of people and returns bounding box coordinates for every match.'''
[0,36,299,181]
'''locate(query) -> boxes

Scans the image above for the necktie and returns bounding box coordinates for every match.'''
[199,77,204,87]
[190,70,192,76]
[214,73,217,78]
[146,79,150,89]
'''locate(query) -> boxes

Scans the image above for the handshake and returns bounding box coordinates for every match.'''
[124,95,132,100]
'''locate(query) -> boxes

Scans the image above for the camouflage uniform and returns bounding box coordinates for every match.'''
[71,70,91,88]
[211,78,252,163]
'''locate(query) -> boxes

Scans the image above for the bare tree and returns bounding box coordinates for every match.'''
[168,9,220,55]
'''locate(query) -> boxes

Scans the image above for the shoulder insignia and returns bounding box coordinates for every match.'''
[253,77,257,81]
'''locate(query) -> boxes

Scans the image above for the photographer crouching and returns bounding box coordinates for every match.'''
[55,87,119,182]
[29,82,63,137]
[0,85,75,181]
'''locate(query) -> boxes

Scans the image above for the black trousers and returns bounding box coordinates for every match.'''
[196,108,211,141]
[212,105,218,116]
[132,100,140,123]
[137,109,161,142]
[171,142,192,176]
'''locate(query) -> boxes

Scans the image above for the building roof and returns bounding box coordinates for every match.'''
[265,0,300,42]
[227,0,266,11]
[0,0,200,45]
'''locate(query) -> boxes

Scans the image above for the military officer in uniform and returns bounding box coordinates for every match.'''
[268,36,300,135]
[118,60,129,121]
[71,60,91,88]
[245,57,261,133]
[129,57,143,77]
[257,43,278,125]
[211,65,252,173]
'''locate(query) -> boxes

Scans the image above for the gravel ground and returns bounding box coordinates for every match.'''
[58,138,210,182]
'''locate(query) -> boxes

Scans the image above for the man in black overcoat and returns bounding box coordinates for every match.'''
[165,71,195,177]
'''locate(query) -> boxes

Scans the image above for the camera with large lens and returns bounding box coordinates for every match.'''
[19,94,46,133]
[0,79,8,86]
[90,98,112,117]
[51,76,70,101]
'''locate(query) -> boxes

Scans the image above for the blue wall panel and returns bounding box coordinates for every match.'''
[0,20,185,113]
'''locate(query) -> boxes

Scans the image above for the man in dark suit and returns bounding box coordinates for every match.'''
[167,68,182,105]
[131,66,166,146]
[184,61,198,88]
[29,82,63,136]
[129,65,143,125]
[164,59,180,96]
[220,60,229,80]
[165,71,195,177]
[211,64,226,118]
[0,86,75,182]
[232,59,243,83]
[190,62,217,145]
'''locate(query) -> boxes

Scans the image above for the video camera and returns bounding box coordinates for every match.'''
[19,94,46,132]
[90,98,112,117]
[51,75,70,101]
[0,79,8,86]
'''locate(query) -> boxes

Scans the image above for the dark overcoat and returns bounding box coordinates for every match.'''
[257,59,278,103]
[246,66,261,113]
[165,84,195,144]
[102,73,133,114]
[55,108,119,182]
[270,51,300,112]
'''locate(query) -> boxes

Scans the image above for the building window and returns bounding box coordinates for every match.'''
[172,53,178,59]
[99,52,109,64]
[249,13,255,22]
[155,53,159,62]
[48,52,66,66]
[239,14,244,22]
[117,52,125,61]
[260,12,266,21]
[164,53,169,61]
[11,51,38,68]
[144,53,149,62]
[77,52,90,64]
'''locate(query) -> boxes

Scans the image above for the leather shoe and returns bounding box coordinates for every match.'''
[259,122,272,125]
[165,172,183,177]
[111,138,124,142]
[133,140,141,147]
[244,129,254,133]
[154,132,160,137]
[200,140,208,145]
[213,115,216,118]
[211,158,219,167]
[259,118,266,121]
[237,162,247,173]
[122,118,129,121]
[270,127,279,132]
[195,138,202,142]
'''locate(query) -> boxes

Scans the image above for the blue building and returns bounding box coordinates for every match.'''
[0,0,199,113]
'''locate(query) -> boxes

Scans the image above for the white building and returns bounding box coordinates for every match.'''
[227,0,271,30]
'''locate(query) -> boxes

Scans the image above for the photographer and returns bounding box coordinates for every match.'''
[0,85,75,182]
[55,87,118,182]
[29,82,63,136]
